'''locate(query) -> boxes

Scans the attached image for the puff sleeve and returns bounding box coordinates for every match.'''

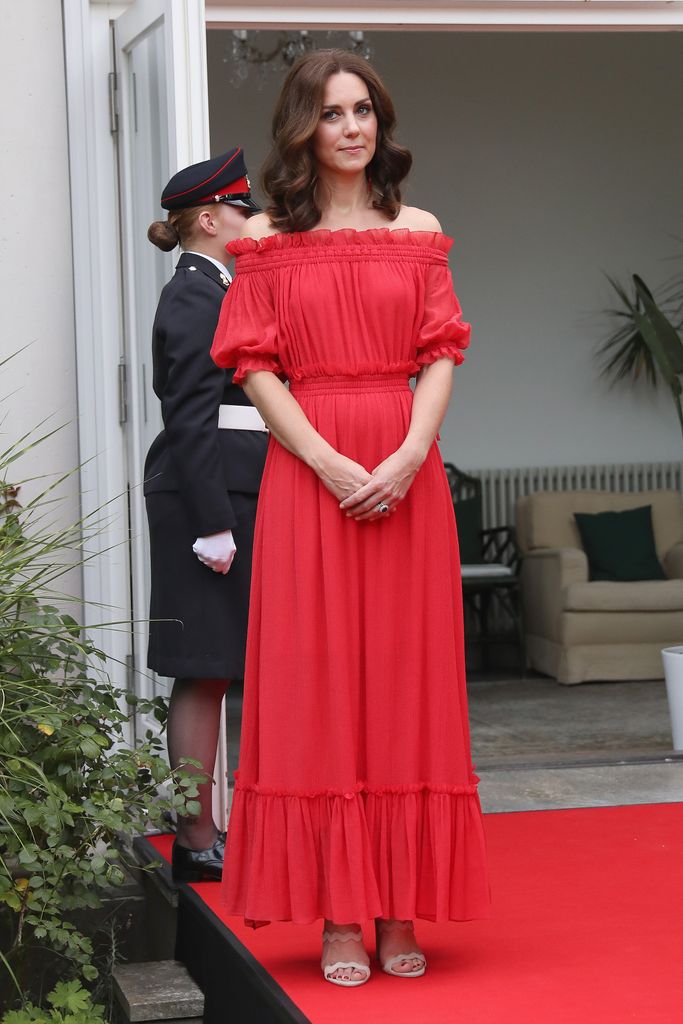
[211,263,281,385]
[416,262,471,368]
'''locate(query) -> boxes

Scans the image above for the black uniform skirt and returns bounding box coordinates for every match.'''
[146,490,258,679]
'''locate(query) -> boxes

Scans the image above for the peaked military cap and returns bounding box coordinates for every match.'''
[160,147,260,212]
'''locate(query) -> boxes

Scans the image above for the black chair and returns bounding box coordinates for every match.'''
[443,463,525,673]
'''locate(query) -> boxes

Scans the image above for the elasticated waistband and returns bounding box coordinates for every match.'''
[289,373,411,397]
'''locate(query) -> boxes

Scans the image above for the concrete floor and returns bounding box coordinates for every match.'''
[470,672,683,812]
[478,760,683,813]
[468,674,674,766]
[226,675,683,815]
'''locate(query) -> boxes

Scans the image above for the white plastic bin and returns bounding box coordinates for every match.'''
[662,646,683,752]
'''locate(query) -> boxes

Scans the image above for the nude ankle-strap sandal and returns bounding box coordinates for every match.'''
[375,920,427,978]
[321,928,371,987]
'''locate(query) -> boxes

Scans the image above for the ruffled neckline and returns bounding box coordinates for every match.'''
[228,227,453,258]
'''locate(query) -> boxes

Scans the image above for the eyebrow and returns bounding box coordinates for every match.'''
[322,97,372,110]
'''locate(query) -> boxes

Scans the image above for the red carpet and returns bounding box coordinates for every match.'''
[151,803,683,1023]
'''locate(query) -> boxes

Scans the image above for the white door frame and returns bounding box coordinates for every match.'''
[114,0,210,720]
[63,1,132,740]
[64,0,682,725]
[205,1,683,31]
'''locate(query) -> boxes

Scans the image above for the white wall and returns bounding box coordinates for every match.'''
[0,2,80,532]
[207,29,683,470]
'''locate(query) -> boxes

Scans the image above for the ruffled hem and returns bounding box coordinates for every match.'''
[228,227,453,259]
[222,784,491,926]
[233,356,281,385]
[416,344,467,368]
[234,778,480,798]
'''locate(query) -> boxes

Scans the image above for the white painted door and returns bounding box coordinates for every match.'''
[114,0,230,822]
[114,0,209,704]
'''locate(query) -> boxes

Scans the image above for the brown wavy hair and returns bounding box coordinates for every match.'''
[262,50,412,233]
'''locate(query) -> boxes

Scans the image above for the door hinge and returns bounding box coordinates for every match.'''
[118,358,128,425]
[108,71,119,134]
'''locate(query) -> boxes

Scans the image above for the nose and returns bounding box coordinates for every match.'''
[343,115,360,137]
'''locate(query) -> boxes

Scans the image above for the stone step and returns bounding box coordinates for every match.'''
[112,960,204,1023]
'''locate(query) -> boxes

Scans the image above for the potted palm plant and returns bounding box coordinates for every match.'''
[598,264,683,749]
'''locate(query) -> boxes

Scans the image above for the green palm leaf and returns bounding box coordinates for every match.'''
[596,276,658,388]
[597,272,683,439]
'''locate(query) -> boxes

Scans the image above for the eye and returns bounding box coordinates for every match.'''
[321,110,338,121]
[357,104,372,116]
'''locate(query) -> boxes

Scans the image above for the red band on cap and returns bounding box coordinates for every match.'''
[164,149,242,202]
[197,176,250,203]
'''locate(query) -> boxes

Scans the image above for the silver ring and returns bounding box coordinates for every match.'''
[376,502,390,514]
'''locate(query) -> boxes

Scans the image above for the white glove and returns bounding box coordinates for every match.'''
[192,530,236,575]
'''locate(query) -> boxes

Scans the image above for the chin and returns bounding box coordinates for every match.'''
[337,156,372,173]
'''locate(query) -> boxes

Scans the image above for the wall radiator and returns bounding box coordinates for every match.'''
[469,461,682,531]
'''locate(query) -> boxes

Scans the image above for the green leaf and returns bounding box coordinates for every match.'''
[598,271,683,441]
[47,980,90,1013]
[78,738,101,759]
[89,854,106,873]
[628,285,683,435]
[633,274,683,373]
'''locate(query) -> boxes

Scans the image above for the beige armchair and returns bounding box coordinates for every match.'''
[515,490,683,684]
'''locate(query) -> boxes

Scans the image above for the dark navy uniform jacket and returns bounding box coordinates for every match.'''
[143,252,267,535]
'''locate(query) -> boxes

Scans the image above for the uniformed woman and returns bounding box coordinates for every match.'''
[145,149,268,882]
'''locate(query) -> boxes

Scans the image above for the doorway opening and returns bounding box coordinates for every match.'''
[205,26,683,770]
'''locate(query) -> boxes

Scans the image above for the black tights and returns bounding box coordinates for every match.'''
[166,676,230,849]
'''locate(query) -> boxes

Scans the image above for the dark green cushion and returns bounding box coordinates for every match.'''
[454,495,483,563]
[574,505,667,582]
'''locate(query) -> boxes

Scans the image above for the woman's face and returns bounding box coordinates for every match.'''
[312,72,377,176]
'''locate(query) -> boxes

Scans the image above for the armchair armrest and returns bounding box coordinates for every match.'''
[663,541,683,579]
[520,547,588,642]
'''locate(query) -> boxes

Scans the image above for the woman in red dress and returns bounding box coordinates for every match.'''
[211,50,490,987]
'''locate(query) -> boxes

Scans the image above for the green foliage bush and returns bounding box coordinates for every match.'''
[1,979,106,1024]
[0,433,200,1010]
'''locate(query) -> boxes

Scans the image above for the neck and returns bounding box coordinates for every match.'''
[183,241,229,268]
[316,169,370,218]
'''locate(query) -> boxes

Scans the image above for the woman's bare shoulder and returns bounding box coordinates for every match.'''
[240,212,281,240]
[394,206,443,232]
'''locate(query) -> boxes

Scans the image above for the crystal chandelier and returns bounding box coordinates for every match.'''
[225,30,374,88]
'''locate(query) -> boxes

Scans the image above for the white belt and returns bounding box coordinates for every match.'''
[218,404,268,432]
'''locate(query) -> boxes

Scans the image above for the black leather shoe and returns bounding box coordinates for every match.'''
[171,831,226,882]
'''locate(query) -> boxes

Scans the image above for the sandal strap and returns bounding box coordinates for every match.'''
[323,960,370,978]
[383,951,426,970]
[322,928,363,943]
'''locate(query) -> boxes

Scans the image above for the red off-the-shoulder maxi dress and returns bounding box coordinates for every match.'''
[211,228,490,926]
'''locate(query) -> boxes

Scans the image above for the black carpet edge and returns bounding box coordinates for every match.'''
[176,886,312,1024]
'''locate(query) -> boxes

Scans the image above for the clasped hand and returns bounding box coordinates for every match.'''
[193,530,236,574]
[320,449,422,522]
